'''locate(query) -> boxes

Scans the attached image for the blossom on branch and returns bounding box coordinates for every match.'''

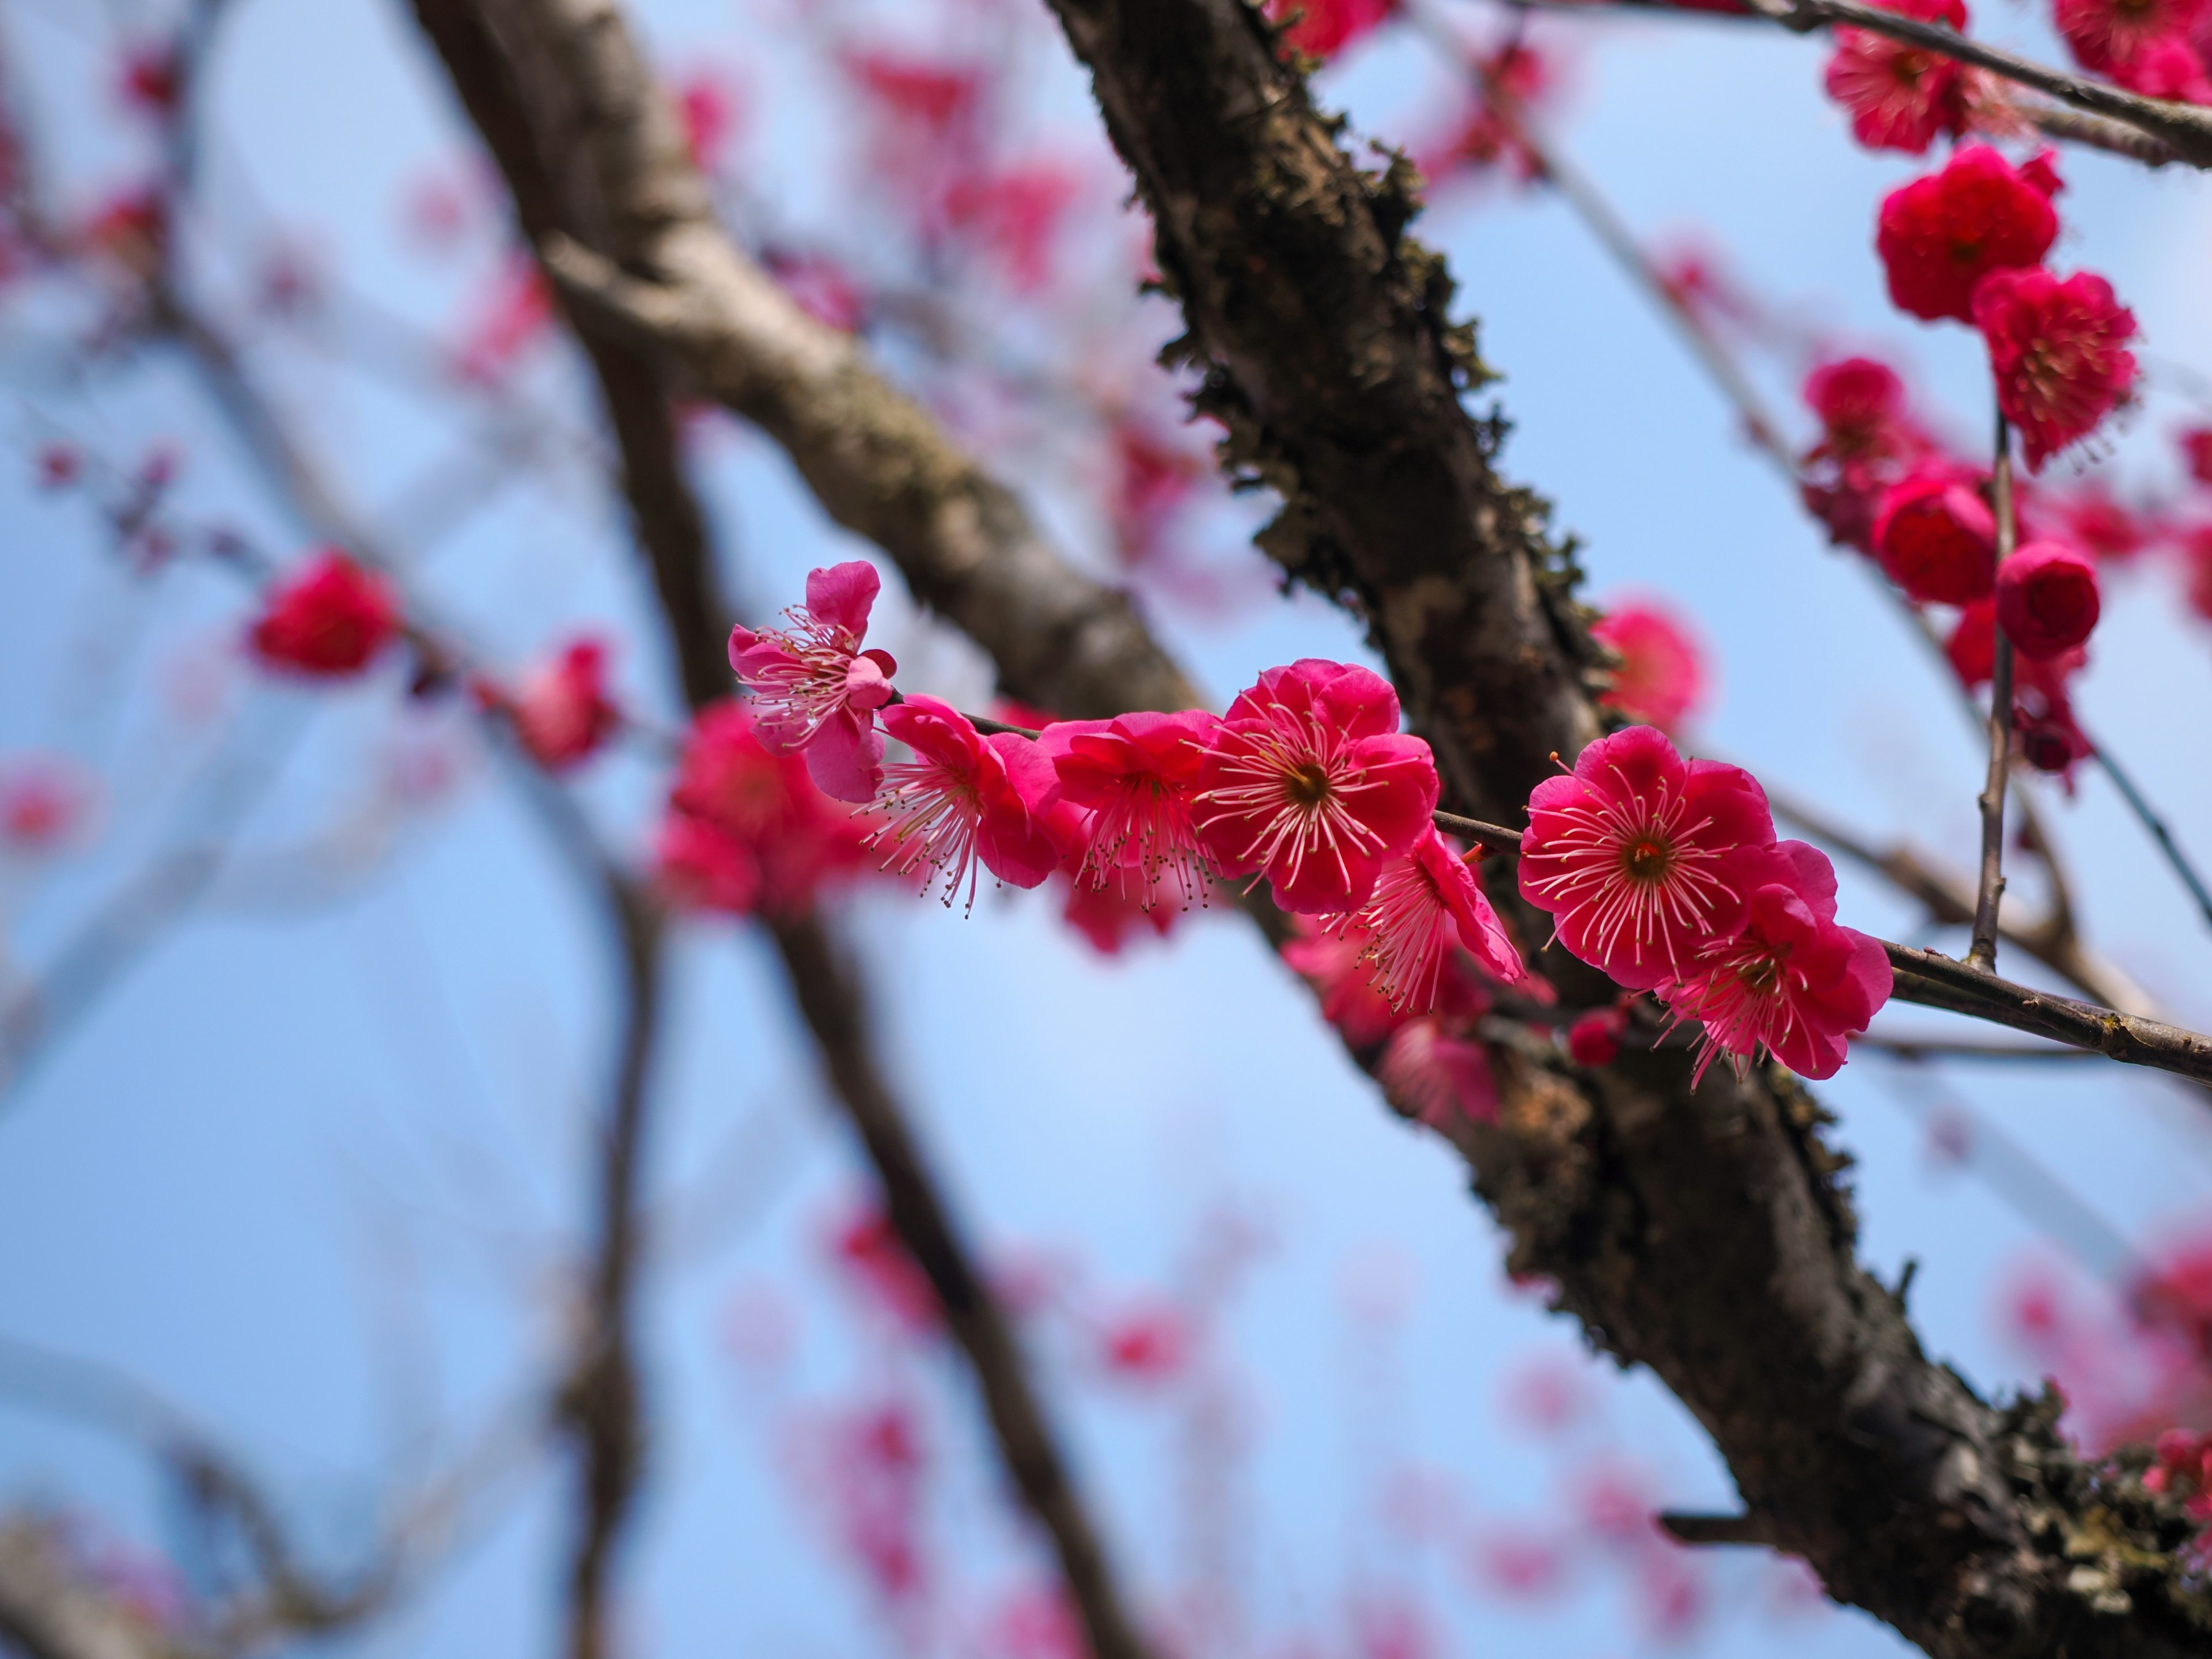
[1194,660,1440,915]
[2054,0,2210,77]
[1591,601,1708,733]
[1798,355,1935,551]
[1996,540,2101,657]
[480,637,620,771]
[1266,0,1397,59]
[1972,266,2139,470]
[1658,840,1893,1082]
[1037,709,1219,912]
[728,560,899,804]
[1343,827,1525,1013]
[1822,0,1975,154]
[1517,725,1779,991]
[247,549,400,678]
[1872,463,1997,604]
[1876,145,2058,323]
[871,695,1063,907]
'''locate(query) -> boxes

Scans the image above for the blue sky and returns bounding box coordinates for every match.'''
[1,1,2208,1656]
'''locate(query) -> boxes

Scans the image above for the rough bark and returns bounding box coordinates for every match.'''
[1034,3,2211,1653]
[406,0,2212,1651]
[407,10,1161,1659]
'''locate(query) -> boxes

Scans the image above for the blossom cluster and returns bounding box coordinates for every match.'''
[724,563,1894,1092]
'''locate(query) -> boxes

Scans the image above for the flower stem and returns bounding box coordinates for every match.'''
[1968,409,2016,974]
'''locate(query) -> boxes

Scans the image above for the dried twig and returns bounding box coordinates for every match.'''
[1968,412,2017,972]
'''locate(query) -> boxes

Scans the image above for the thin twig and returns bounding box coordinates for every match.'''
[2093,739,2212,935]
[1968,411,2016,973]
[1854,1032,2097,1062]
[1887,943,2212,1084]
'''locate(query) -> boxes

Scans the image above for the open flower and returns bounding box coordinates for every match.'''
[1281,918,1408,1048]
[1590,601,1707,733]
[1037,709,1219,911]
[1194,660,1439,915]
[1996,540,2101,658]
[1378,1018,1498,1127]
[872,695,1062,907]
[248,549,400,677]
[1871,463,1997,604]
[501,637,620,771]
[1659,841,1892,1082]
[1518,726,1778,991]
[1345,828,1526,1013]
[1822,0,1974,155]
[1876,145,2058,324]
[1972,267,2139,471]
[728,560,899,803]
[2054,0,2209,75]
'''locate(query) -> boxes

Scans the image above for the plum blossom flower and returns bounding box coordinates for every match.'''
[1972,267,2139,470]
[1194,660,1440,915]
[1518,725,1779,991]
[1822,0,1974,154]
[1659,841,1893,1082]
[1037,710,1219,911]
[0,752,99,858]
[1590,601,1708,733]
[490,637,620,771]
[248,549,400,677]
[727,561,899,804]
[1378,1017,1498,1127]
[1798,355,1936,551]
[1996,540,2101,658]
[1342,828,1525,1013]
[2054,0,2209,75]
[1566,1005,1628,1066]
[657,701,869,916]
[871,696,1063,907]
[1281,919,1408,1048]
[1872,463,1997,604]
[1876,145,2058,324]
[2179,426,2212,487]
[1266,0,1397,58]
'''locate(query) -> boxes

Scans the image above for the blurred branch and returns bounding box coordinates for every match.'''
[407,9,1164,1659]
[1766,786,2156,1017]
[0,1515,200,1659]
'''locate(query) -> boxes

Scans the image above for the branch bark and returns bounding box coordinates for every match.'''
[406,10,1161,1659]
[406,0,2212,1651]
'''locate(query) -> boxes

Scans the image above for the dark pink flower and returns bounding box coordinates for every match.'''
[1997,540,2101,658]
[660,701,870,915]
[2113,33,2212,101]
[0,752,97,856]
[1038,710,1219,911]
[1052,867,1183,956]
[1798,355,1936,552]
[1343,828,1525,1012]
[1823,0,1972,154]
[1378,1018,1498,1127]
[1518,726,1779,991]
[450,253,552,384]
[943,164,1078,293]
[728,562,899,804]
[2180,426,2212,487]
[1872,463,1997,604]
[2054,483,2152,563]
[1094,1302,1191,1387]
[1876,145,2059,324]
[35,443,79,489]
[1566,1005,1627,1066]
[1267,0,1397,58]
[1590,600,1708,733]
[830,1205,940,1335]
[503,637,620,771]
[1974,267,2139,471]
[1282,919,1409,1048]
[673,69,742,169]
[248,550,400,677]
[872,696,1063,906]
[1659,841,1892,1082]
[1194,659,1439,914]
[2055,0,2209,74]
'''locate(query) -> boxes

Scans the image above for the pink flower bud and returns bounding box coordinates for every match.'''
[1995,541,2100,658]
[1872,465,1995,605]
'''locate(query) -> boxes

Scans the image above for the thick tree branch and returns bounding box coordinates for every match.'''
[406,10,1161,1658]
[1028,3,2211,1653]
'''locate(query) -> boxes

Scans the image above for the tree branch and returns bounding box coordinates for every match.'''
[406,10,1162,1658]
[1025,3,2212,1653]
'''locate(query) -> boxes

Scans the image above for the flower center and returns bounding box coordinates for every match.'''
[1282,762,1334,808]
[1620,834,1674,883]
[1734,952,1784,997]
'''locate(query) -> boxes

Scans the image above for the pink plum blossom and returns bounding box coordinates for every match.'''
[1517,725,1779,991]
[728,560,900,804]
[872,696,1063,907]
[1194,659,1439,914]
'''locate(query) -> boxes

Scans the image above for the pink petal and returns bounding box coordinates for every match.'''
[805,709,887,804]
[804,560,881,639]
